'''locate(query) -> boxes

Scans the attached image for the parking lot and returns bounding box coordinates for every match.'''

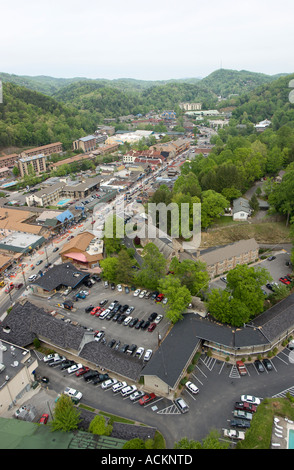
[46,281,170,354]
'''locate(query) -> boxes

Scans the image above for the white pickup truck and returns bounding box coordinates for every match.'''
[223,429,245,440]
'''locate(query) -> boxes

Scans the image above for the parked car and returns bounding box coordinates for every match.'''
[236,360,247,376]
[117,284,123,292]
[112,381,127,393]
[53,247,59,252]
[60,360,75,370]
[28,274,38,282]
[133,289,141,297]
[240,395,261,405]
[108,339,116,348]
[148,322,157,332]
[262,358,273,371]
[254,359,265,372]
[94,331,105,342]
[234,402,257,413]
[36,260,43,266]
[117,314,127,324]
[92,373,109,385]
[123,316,132,326]
[64,387,83,401]
[185,381,199,394]
[144,291,152,299]
[267,256,276,261]
[233,410,253,420]
[279,276,291,285]
[126,306,135,315]
[141,320,150,330]
[155,293,164,302]
[90,306,101,316]
[139,393,156,406]
[119,343,129,353]
[39,413,49,424]
[43,353,60,363]
[230,418,250,429]
[220,276,227,283]
[85,305,94,313]
[143,349,152,362]
[129,390,145,402]
[223,429,245,440]
[104,281,109,288]
[99,299,108,306]
[121,385,137,397]
[148,312,157,322]
[139,290,147,298]
[135,319,144,329]
[129,317,138,327]
[111,283,116,290]
[101,378,118,390]
[75,366,90,377]
[154,314,163,324]
[67,363,83,374]
[15,283,24,289]
[162,297,168,305]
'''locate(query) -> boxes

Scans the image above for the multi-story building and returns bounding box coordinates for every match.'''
[20,142,63,158]
[0,153,20,169]
[179,102,202,111]
[18,154,47,177]
[73,135,96,153]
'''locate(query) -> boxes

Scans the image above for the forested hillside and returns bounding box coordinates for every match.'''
[0,82,97,149]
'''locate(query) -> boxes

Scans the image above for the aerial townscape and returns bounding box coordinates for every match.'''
[1,0,294,456]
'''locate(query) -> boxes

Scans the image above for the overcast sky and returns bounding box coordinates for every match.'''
[1,0,293,80]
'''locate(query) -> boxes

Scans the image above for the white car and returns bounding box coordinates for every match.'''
[117,284,123,292]
[99,309,110,319]
[14,405,28,418]
[64,387,83,401]
[112,381,127,393]
[240,395,261,405]
[139,290,147,298]
[185,381,199,394]
[129,390,145,401]
[223,429,245,440]
[67,363,83,374]
[121,384,137,397]
[134,347,144,359]
[154,314,163,324]
[101,378,118,390]
[79,290,89,296]
[133,289,141,297]
[162,297,168,305]
[143,349,152,362]
[123,316,132,326]
[126,306,135,315]
[28,274,37,282]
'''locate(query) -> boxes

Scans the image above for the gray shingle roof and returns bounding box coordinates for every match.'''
[33,262,89,291]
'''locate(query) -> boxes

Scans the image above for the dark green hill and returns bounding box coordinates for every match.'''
[0,82,97,149]
[230,73,294,128]
[198,69,285,98]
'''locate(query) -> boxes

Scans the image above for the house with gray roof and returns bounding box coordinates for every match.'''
[233,197,252,221]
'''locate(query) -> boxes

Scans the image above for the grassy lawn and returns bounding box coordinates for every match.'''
[237,396,294,449]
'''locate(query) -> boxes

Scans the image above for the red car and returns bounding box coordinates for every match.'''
[5,283,14,293]
[234,401,257,413]
[139,393,156,406]
[279,277,291,285]
[39,413,49,424]
[90,307,101,316]
[155,293,164,302]
[147,322,157,332]
[75,366,90,377]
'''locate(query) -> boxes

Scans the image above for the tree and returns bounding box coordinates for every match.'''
[158,276,191,324]
[135,243,166,290]
[115,249,134,284]
[123,438,146,449]
[201,190,229,229]
[100,256,119,282]
[174,430,228,449]
[50,394,81,432]
[268,169,294,225]
[88,415,112,436]
[249,193,259,213]
[169,257,210,296]
[104,215,123,254]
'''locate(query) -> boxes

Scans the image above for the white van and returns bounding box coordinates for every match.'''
[121,385,137,397]
[123,316,132,326]
[175,397,189,414]
[99,309,110,319]
[112,381,127,393]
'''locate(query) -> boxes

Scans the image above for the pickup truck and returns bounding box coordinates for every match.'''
[236,360,247,376]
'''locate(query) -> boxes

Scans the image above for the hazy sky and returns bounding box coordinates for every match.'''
[1,0,293,80]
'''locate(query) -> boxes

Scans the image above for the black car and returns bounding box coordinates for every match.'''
[230,419,250,428]
[254,360,265,372]
[92,275,101,282]
[266,283,274,291]
[111,283,116,290]
[83,280,92,288]
[267,256,276,261]
[108,339,116,348]
[135,319,144,330]
[117,314,127,324]
[125,286,130,294]
[83,370,99,382]
[60,360,75,370]
[114,340,121,350]
[92,373,109,385]
[262,358,273,371]
[106,311,116,320]
[129,318,139,328]
[113,304,121,314]
[151,291,159,299]
[119,344,129,353]
[53,247,59,252]
[44,263,51,269]
[120,304,129,313]
[85,305,94,313]
[148,312,157,322]
[112,312,121,322]
[100,299,108,306]
[141,320,150,330]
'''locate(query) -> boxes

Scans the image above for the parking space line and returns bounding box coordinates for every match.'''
[195,365,207,378]
[275,353,289,365]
